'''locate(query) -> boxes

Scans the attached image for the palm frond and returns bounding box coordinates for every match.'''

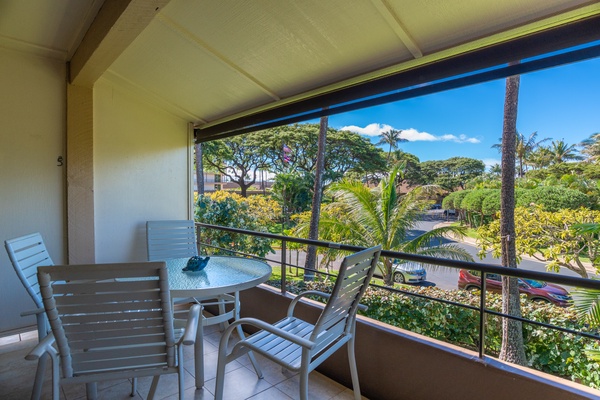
[573,287,600,327]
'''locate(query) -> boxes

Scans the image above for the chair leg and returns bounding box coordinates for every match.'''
[86,382,98,400]
[130,378,137,397]
[299,369,309,400]
[30,353,48,400]
[51,352,60,400]
[214,351,227,400]
[148,375,160,400]
[235,323,263,379]
[348,337,362,400]
[194,315,205,388]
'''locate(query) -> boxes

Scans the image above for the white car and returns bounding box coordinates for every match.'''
[373,261,427,284]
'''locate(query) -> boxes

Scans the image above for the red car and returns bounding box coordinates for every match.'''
[457,269,572,307]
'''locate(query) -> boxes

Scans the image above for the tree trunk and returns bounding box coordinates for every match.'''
[499,68,527,365]
[305,115,328,281]
[194,142,204,196]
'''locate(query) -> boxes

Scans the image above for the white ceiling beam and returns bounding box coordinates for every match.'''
[69,0,172,87]
[371,0,423,59]
[157,14,281,101]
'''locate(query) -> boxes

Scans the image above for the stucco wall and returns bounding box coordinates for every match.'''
[93,77,191,263]
[0,48,66,333]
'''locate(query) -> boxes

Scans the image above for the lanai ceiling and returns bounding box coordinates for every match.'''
[1,0,599,139]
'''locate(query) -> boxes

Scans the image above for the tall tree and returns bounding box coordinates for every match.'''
[547,139,583,164]
[580,132,600,162]
[377,129,406,162]
[492,131,549,177]
[304,116,328,281]
[498,69,527,365]
[418,157,485,190]
[202,132,269,197]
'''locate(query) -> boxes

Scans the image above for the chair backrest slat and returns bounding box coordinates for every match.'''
[5,232,54,309]
[311,246,381,343]
[147,220,198,261]
[38,262,176,378]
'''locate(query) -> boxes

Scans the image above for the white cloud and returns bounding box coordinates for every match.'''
[340,124,480,144]
[339,123,394,137]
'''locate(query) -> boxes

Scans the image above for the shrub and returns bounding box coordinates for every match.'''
[274,280,600,388]
[517,186,589,211]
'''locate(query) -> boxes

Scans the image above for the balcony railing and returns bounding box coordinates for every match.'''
[196,222,600,363]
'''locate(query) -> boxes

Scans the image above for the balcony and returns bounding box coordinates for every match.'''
[0,322,358,400]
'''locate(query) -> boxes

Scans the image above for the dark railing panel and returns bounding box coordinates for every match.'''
[195,222,600,362]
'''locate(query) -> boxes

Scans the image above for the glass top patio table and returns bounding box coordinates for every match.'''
[164,255,272,298]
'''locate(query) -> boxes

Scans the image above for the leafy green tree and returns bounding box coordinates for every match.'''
[392,150,421,186]
[298,166,472,286]
[202,132,269,196]
[260,124,386,184]
[195,193,274,257]
[271,172,313,225]
[460,189,496,227]
[377,129,406,162]
[478,206,600,278]
[442,189,471,221]
[419,157,485,190]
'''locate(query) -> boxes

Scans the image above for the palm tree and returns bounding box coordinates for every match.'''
[492,131,549,177]
[547,139,583,164]
[579,132,600,162]
[498,69,527,365]
[306,165,472,286]
[378,129,406,162]
[305,115,328,281]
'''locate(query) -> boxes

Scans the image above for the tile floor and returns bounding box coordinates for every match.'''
[0,324,366,400]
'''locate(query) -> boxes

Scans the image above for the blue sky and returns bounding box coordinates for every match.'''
[320,56,600,170]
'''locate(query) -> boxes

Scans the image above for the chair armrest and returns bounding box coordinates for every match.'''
[227,317,316,350]
[25,332,55,361]
[20,307,45,317]
[288,290,331,316]
[180,304,201,346]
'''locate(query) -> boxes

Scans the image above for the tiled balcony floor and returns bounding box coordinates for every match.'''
[0,323,365,400]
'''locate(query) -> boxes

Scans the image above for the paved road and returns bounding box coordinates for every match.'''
[269,211,586,292]
[406,211,584,291]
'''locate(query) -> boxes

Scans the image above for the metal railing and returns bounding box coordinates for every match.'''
[196,222,600,360]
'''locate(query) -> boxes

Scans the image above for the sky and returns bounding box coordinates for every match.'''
[311,56,600,170]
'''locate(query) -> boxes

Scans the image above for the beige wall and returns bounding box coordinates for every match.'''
[0,52,193,334]
[0,48,66,333]
[93,77,191,263]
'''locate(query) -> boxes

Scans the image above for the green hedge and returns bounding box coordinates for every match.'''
[274,280,600,388]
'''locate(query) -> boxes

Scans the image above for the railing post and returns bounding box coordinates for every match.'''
[478,272,487,359]
[281,239,287,296]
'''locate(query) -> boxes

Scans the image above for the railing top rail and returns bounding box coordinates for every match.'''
[196,222,600,291]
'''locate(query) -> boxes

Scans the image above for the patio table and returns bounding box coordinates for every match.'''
[165,256,272,388]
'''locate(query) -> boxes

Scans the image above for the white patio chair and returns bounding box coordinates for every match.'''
[214,245,382,400]
[5,232,53,400]
[27,261,200,400]
[146,220,199,261]
[146,220,262,387]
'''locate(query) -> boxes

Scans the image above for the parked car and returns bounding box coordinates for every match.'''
[457,269,572,307]
[373,261,427,284]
